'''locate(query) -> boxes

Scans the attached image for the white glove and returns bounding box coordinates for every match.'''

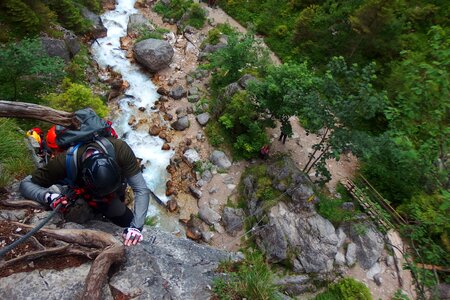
[122,227,143,246]
[45,192,68,210]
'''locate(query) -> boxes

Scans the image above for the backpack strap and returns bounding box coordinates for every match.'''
[64,137,115,186]
[94,136,115,159]
[65,143,82,185]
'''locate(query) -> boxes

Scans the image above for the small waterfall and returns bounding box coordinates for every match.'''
[91,0,179,232]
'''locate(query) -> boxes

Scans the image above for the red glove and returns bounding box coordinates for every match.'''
[45,193,68,211]
[122,227,143,246]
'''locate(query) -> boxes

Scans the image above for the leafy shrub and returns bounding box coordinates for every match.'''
[45,79,108,117]
[66,45,90,83]
[314,277,372,300]
[0,119,35,188]
[185,3,206,29]
[154,0,192,21]
[205,121,225,147]
[213,251,280,300]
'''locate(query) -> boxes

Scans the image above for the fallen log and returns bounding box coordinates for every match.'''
[0,100,79,128]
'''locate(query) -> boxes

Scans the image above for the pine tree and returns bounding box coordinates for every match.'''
[3,0,40,35]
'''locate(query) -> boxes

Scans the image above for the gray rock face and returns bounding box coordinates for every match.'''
[0,228,236,300]
[348,223,384,269]
[109,228,235,299]
[127,13,155,36]
[210,150,231,169]
[237,74,258,88]
[247,157,338,274]
[256,202,338,273]
[0,264,91,299]
[133,38,174,72]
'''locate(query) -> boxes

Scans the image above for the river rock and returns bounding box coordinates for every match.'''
[170,85,187,100]
[171,116,190,131]
[210,150,231,169]
[133,38,174,73]
[196,112,210,126]
[183,148,201,164]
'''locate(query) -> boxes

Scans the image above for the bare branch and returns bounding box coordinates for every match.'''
[0,100,80,128]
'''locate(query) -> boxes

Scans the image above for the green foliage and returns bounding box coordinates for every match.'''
[0,119,35,188]
[385,26,449,189]
[47,0,90,33]
[136,27,170,42]
[398,190,450,268]
[154,0,192,22]
[316,194,356,226]
[206,32,269,92]
[144,215,158,226]
[0,38,65,102]
[66,45,91,83]
[217,91,268,159]
[2,0,40,35]
[76,0,102,14]
[391,289,410,300]
[212,251,280,300]
[205,121,226,147]
[314,277,373,300]
[45,79,108,117]
[185,3,206,29]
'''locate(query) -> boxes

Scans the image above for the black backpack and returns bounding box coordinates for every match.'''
[56,108,116,185]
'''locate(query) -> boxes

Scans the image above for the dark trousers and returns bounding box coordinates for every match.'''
[94,195,133,227]
[279,133,287,144]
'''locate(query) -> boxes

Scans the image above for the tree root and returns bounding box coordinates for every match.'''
[4,221,124,300]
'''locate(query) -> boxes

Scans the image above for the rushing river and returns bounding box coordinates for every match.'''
[91,0,178,232]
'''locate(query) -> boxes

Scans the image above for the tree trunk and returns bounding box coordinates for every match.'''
[0,100,80,129]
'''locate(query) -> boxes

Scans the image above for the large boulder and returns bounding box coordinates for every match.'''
[255,202,338,273]
[133,38,174,73]
[0,227,238,300]
[41,38,71,62]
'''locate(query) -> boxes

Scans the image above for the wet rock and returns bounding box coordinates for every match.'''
[166,199,178,212]
[149,125,161,136]
[166,187,176,196]
[161,143,171,150]
[186,214,203,240]
[157,87,169,95]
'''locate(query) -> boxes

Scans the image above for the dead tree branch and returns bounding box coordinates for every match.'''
[0,100,80,128]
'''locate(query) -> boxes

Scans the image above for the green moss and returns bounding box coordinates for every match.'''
[314,277,372,300]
